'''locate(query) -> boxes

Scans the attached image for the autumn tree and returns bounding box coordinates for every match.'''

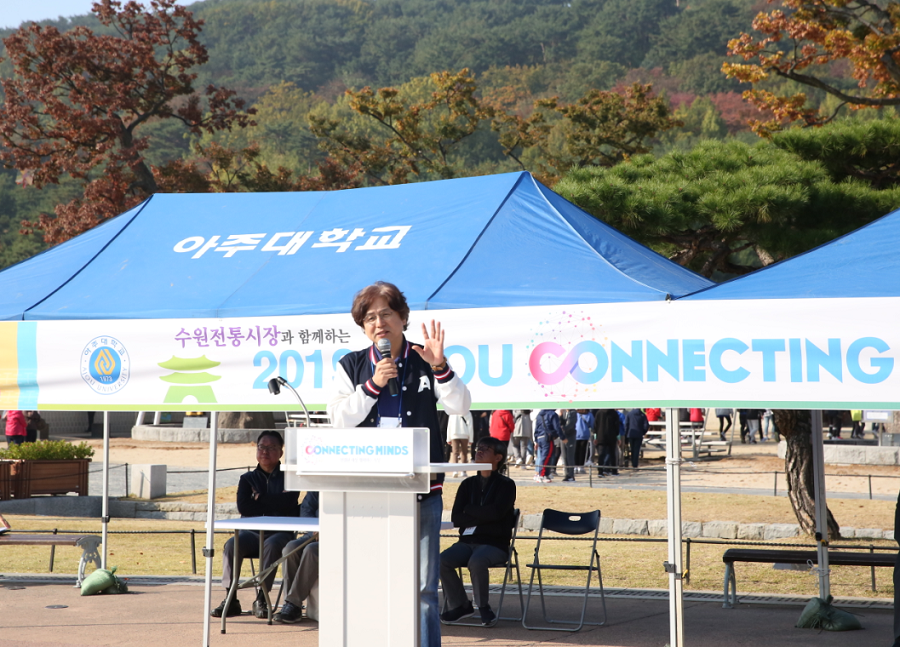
[0,0,254,244]
[310,69,682,186]
[724,0,900,135]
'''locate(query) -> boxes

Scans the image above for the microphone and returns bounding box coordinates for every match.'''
[376,338,400,396]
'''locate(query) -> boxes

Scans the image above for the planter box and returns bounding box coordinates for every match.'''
[0,461,11,500]
[10,459,91,498]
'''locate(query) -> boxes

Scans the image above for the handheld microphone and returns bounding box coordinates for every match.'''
[376,338,400,396]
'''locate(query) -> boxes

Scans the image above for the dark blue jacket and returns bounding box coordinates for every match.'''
[534,409,563,444]
[236,463,300,518]
[624,408,649,439]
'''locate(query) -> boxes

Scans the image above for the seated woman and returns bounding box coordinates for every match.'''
[439,436,517,626]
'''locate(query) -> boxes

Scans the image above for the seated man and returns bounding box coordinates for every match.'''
[211,430,299,619]
[439,436,516,626]
[274,490,319,624]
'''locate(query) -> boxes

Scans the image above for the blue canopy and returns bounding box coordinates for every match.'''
[683,206,900,300]
[1,172,711,320]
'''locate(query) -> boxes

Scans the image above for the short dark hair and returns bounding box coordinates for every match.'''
[257,430,284,447]
[475,436,507,472]
[350,281,410,331]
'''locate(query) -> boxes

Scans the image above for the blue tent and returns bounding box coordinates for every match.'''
[682,206,900,301]
[1,172,711,320]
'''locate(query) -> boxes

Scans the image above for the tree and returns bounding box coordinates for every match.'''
[724,0,900,135]
[0,0,254,245]
[310,69,682,186]
[555,137,900,277]
[774,410,841,537]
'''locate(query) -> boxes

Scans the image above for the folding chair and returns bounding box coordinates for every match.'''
[441,509,524,627]
[522,508,607,632]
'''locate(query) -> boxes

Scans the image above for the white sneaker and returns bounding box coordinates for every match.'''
[533,475,542,482]
[452,472,459,478]
[525,456,534,466]
[460,471,467,478]
[515,458,524,466]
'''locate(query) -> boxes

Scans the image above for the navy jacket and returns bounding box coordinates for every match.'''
[236,463,300,518]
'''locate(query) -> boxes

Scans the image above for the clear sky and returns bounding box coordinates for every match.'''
[2,1,196,30]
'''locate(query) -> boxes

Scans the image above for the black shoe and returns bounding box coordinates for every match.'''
[252,591,268,619]
[479,604,497,626]
[274,601,303,624]
[440,600,475,623]
[211,596,242,618]
[562,477,575,482]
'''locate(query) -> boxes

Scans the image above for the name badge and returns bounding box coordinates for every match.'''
[462,527,476,536]
[378,417,401,429]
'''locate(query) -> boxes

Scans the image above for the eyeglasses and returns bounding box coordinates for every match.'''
[257,444,280,453]
[474,446,493,454]
[363,309,396,325]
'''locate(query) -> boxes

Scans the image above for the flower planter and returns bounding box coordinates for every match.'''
[10,459,91,498]
[0,461,11,500]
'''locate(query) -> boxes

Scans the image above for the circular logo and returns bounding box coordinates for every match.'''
[81,336,130,394]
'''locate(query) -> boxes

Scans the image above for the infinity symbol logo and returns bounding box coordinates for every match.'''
[528,341,609,385]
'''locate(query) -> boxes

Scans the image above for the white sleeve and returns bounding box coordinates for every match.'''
[327,363,377,428]
[435,370,471,416]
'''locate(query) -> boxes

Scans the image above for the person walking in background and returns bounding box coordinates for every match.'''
[533,409,563,483]
[511,409,532,468]
[762,409,775,442]
[746,409,761,444]
[4,411,26,447]
[447,412,474,478]
[593,409,620,477]
[575,410,594,474]
[645,407,661,423]
[561,409,578,482]
[489,409,514,456]
[715,408,732,441]
[623,408,649,469]
[738,409,749,443]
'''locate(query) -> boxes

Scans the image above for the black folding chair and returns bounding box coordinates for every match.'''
[441,509,524,627]
[522,508,607,632]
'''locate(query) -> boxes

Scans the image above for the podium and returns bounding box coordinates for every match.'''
[283,426,486,647]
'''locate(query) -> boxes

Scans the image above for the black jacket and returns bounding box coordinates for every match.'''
[593,409,621,446]
[236,463,300,518]
[451,471,517,551]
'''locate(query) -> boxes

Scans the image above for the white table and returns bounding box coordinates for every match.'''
[209,516,319,631]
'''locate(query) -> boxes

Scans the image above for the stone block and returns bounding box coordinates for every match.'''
[135,510,167,520]
[108,499,137,518]
[183,416,208,429]
[131,464,166,499]
[841,527,856,538]
[865,447,898,466]
[647,519,668,537]
[737,523,766,540]
[682,521,702,538]
[764,523,799,540]
[701,521,738,539]
[598,517,614,534]
[132,426,159,441]
[821,445,838,463]
[855,528,883,540]
[777,440,787,459]
[885,530,894,541]
[522,514,542,532]
[612,519,648,536]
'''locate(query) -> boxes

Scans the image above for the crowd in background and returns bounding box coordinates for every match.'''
[438,407,882,483]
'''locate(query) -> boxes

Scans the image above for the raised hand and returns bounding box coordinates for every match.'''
[413,319,445,366]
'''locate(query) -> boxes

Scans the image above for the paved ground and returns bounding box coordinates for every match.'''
[0,574,892,647]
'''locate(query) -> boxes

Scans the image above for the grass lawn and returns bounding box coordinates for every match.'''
[1,484,894,600]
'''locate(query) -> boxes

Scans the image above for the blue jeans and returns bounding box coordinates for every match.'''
[420,493,442,647]
[535,439,551,476]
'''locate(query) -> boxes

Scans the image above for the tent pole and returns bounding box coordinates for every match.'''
[101,411,110,570]
[202,411,219,647]
[811,410,831,600]
[665,408,684,647]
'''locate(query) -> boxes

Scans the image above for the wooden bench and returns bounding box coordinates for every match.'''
[0,533,101,587]
[722,548,896,608]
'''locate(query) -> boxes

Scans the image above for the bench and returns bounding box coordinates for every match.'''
[0,533,102,587]
[722,548,896,608]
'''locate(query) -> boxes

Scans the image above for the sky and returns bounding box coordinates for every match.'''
[1,1,197,30]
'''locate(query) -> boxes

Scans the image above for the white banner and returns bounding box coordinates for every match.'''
[2,296,899,410]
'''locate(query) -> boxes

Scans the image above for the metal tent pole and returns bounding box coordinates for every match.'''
[202,412,219,647]
[101,411,110,569]
[665,408,685,647]
[811,410,831,599]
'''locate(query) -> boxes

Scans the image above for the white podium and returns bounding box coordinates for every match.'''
[283,427,487,647]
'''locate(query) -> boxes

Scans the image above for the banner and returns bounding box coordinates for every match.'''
[2,297,899,411]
